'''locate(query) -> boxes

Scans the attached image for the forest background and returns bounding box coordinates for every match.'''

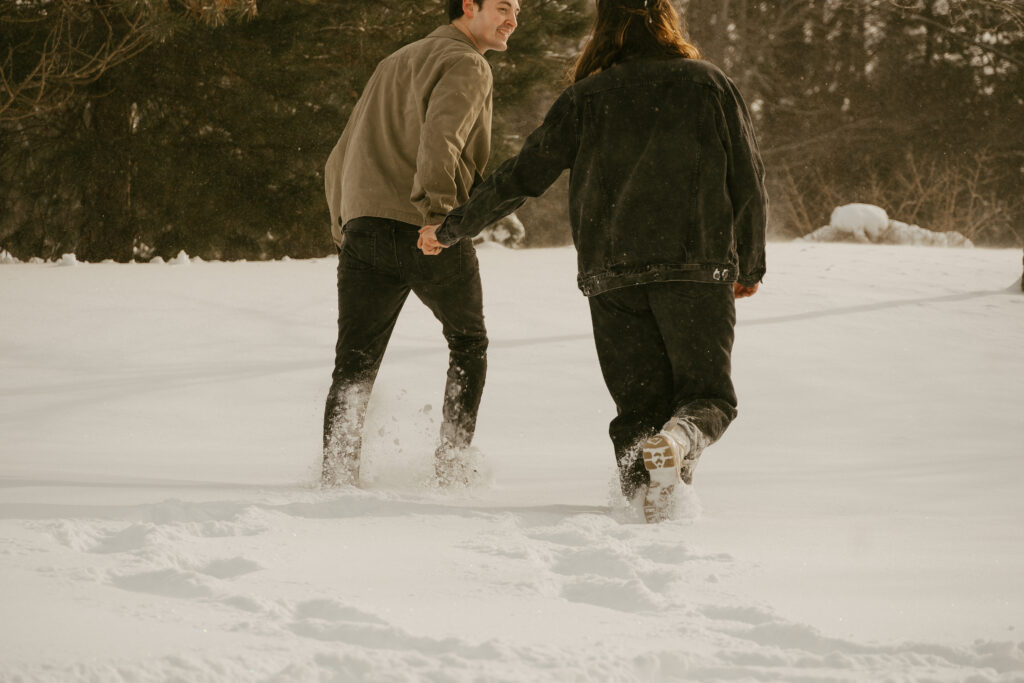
[1,0,1022,262]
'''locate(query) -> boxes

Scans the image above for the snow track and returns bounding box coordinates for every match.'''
[4,488,1022,681]
[2,243,1023,681]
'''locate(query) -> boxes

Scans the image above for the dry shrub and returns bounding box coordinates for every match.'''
[771,149,1023,246]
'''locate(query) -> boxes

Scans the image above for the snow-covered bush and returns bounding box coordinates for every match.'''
[884,221,973,247]
[832,204,889,241]
[801,204,973,247]
[0,250,20,264]
[133,242,156,261]
[473,214,526,249]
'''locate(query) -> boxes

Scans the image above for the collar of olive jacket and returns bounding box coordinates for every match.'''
[431,23,482,53]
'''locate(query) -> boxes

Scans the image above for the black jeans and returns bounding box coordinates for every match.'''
[323,217,488,483]
[588,281,738,496]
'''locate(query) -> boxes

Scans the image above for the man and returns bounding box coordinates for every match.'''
[322,0,520,488]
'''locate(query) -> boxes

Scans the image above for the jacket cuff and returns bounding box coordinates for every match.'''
[436,217,461,247]
[738,269,765,287]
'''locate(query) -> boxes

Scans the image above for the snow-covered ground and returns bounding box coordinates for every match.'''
[1,242,1022,682]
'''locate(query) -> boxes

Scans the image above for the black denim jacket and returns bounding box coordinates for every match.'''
[436,57,767,295]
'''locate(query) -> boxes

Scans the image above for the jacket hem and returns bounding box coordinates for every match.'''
[578,264,738,297]
[331,206,427,245]
[738,268,766,287]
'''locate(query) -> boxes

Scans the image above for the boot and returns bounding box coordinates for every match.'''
[640,418,706,523]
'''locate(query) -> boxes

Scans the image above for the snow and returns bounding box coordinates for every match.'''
[803,203,974,247]
[1,242,1023,681]
[830,203,889,241]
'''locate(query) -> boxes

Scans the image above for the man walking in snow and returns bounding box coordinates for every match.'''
[321,0,521,488]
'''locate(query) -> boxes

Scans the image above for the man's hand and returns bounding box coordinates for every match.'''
[734,282,759,299]
[418,225,444,255]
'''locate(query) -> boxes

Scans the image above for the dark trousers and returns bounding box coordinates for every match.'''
[322,217,488,482]
[588,281,738,496]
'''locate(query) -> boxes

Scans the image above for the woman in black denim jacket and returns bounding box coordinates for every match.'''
[421,0,768,522]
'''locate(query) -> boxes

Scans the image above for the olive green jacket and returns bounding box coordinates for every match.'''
[324,25,493,245]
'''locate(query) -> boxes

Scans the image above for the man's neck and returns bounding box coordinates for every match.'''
[450,19,483,53]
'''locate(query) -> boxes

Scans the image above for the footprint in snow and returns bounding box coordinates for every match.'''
[109,555,262,598]
[88,523,159,553]
[197,556,262,579]
[286,599,502,659]
[292,599,387,624]
[464,515,718,614]
[110,567,216,599]
[699,603,778,627]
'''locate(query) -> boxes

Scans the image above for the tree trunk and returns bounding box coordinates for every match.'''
[76,77,135,262]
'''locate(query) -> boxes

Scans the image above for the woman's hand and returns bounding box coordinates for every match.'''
[734,282,759,299]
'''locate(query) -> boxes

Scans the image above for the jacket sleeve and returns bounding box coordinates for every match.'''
[414,54,493,226]
[436,88,578,246]
[324,129,349,245]
[719,78,768,286]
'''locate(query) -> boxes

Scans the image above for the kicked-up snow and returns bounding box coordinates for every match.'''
[1,242,1022,682]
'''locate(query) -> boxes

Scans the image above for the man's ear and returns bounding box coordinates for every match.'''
[462,0,478,18]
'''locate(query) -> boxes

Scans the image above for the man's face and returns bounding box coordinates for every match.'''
[463,0,520,53]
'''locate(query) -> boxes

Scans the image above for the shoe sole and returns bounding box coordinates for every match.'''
[642,434,682,523]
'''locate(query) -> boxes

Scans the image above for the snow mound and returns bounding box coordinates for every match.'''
[58,253,79,266]
[170,250,191,265]
[885,220,973,247]
[474,213,526,249]
[802,203,973,247]
[831,203,890,241]
[0,249,20,264]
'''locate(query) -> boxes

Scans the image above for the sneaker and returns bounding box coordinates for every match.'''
[641,433,685,523]
[640,419,704,523]
[662,417,706,485]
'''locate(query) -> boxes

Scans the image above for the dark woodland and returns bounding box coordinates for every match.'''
[1,0,1021,261]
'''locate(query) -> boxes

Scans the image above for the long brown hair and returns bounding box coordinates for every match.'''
[571,0,701,83]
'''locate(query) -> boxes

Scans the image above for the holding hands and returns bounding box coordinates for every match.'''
[733,282,759,299]
[418,225,444,255]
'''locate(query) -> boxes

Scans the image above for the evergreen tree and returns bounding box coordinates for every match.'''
[1,0,590,260]
[3,0,1019,260]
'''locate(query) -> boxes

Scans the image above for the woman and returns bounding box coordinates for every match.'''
[419,0,767,522]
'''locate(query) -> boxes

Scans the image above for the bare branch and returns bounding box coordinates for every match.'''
[0,0,259,123]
